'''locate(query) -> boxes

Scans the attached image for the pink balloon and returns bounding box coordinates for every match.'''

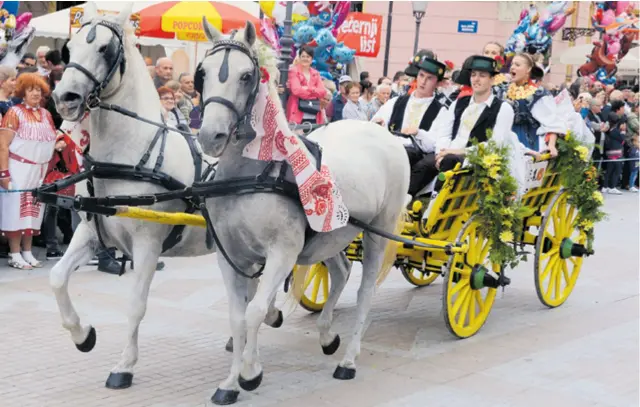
[601,9,615,26]
[616,1,630,15]
[547,15,567,34]
[332,1,351,31]
[16,13,32,32]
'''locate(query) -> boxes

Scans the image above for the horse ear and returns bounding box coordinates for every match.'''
[244,21,257,47]
[117,2,134,28]
[82,1,98,24]
[202,16,222,43]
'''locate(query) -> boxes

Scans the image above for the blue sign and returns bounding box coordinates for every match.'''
[458,20,478,34]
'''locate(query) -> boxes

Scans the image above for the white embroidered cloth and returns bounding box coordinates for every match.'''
[242,81,349,232]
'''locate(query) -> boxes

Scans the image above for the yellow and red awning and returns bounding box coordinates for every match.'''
[139,1,260,42]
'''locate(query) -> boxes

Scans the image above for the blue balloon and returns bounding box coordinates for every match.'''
[1,1,19,16]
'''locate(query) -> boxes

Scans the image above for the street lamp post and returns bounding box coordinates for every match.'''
[278,2,294,107]
[412,1,428,55]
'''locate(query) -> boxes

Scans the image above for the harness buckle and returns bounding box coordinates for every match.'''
[87,94,101,110]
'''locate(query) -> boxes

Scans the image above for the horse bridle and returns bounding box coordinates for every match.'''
[62,19,126,108]
[195,36,261,141]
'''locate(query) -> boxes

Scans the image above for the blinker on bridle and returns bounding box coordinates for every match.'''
[64,20,126,108]
[197,34,261,143]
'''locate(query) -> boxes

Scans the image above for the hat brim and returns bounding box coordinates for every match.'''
[531,66,545,81]
[404,64,419,78]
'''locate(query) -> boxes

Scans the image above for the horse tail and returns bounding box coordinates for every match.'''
[281,264,312,316]
[375,208,408,287]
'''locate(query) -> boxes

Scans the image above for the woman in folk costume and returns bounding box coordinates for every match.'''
[483,42,509,96]
[503,52,566,156]
[0,73,57,269]
[434,55,527,196]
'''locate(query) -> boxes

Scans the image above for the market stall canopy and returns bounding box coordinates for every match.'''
[139,1,261,42]
[30,1,259,45]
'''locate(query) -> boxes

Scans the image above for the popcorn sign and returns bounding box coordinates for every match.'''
[337,12,383,58]
[69,6,141,36]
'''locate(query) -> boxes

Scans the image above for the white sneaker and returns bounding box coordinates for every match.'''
[630,187,638,193]
[608,188,622,195]
[602,188,609,193]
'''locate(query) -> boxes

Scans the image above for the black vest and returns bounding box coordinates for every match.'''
[451,96,502,145]
[388,94,443,133]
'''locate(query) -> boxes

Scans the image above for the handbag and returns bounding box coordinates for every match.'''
[298,98,321,115]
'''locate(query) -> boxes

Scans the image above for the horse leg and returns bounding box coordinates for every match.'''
[334,229,388,380]
[212,257,250,405]
[317,253,351,355]
[239,252,297,391]
[105,242,161,390]
[50,221,98,351]
[225,277,282,353]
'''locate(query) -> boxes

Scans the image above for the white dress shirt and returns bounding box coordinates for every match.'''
[371,94,439,152]
[435,93,515,153]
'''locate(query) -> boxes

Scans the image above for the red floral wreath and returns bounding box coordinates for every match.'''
[260,67,270,83]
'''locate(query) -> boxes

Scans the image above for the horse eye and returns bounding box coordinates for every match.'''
[240,72,252,82]
[98,45,107,53]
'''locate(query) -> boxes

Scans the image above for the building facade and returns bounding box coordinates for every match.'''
[361,1,605,86]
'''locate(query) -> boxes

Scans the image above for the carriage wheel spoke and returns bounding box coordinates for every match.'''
[561,260,570,285]
[475,290,485,314]
[311,272,322,303]
[458,290,472,326]
[541,247,558,261]
[304,268,316,290]
[545,264,557,298]
[452,286,470,319]
[451,279,468,296]
[541,255,557,283]
[554,261,562,299]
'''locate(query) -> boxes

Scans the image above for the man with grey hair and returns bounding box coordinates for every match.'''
[154,57,174,89]
[372,83,391,113]
[36,46,50,76]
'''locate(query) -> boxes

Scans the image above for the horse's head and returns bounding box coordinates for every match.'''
[197,18,261,157]
[52,2,132,121]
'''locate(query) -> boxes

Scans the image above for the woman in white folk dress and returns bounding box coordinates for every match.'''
[0,73,58,269]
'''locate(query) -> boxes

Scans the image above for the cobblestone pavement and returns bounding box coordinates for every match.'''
[0,195,638,407]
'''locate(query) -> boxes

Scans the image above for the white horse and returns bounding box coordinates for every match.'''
[197,19,410,405]
[49,2,283,390]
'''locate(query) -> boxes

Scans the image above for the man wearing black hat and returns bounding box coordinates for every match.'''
[434,55,520,189]
[372,53,447,197]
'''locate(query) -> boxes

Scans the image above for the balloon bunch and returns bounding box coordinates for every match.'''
[578,1,639,85]
[259,1,356,81]
[504,1,575,64]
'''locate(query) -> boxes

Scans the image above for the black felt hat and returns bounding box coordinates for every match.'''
[404,49,436,78]
[455,55,499,86]
[415,56,447,81]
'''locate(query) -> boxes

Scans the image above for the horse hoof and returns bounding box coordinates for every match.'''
[238,371,263,391]
[269,310,284,328]
[322,334,340,355]
[75,326,96,353]
[105,372,133,389]
[333,365,356,380]
[225,337,233,353]
[211,388,239,405]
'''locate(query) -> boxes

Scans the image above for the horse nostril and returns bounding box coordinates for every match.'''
[214,133,227,140]
[61,92,82,103]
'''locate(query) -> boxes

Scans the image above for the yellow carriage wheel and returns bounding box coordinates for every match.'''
[293,263,330,313]
[442,218,499,338]
[535,191,587,308]
[400,267,439,287]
